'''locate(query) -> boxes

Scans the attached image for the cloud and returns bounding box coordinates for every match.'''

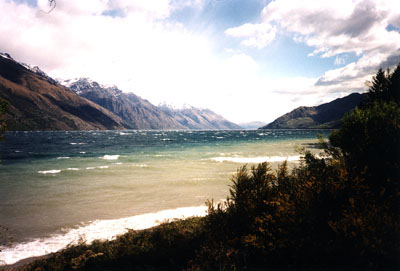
[334,56,345,66]
[226,0,400,96]
[108,0,171,19]
[225,23,277,48]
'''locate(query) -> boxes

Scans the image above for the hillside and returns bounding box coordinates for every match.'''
[0,54,124,130]
[260,93,366,129]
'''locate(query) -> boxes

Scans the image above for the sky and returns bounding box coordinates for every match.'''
[1,0,400,123]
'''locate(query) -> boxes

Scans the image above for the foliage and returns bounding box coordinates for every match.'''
[0,97,8,142]
[365,64,400,105]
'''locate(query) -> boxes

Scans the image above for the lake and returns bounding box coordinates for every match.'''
[0,129,331,265]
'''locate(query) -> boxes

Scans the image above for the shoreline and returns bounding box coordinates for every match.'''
[0,206,208,268]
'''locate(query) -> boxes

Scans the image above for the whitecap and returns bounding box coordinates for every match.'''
[57,157,70,159]
[66,168,80,171]
[102,155,120,160]
[0,206,207,266]
[38,170,61,174]
[129,164,147,168]
[98,166,109,169]
[86,167,96,170]
[210,155,300,164]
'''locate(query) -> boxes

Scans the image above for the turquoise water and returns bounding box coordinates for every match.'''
[0,129,330,265]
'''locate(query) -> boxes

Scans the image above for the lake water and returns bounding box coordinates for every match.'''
[0,129,330,265]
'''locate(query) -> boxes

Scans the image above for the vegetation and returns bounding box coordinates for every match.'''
[11,65,400,270]
[0,97,8,142]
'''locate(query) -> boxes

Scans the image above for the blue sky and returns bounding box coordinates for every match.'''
[1,0,399,123]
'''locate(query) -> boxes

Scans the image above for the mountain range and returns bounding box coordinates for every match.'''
[62,78,241,130]
[259,93,366,129]
[0,53,240,131]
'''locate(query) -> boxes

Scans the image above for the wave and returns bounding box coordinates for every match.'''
[37,169,61,174]
[133,164,147,168]
[0,206,207,266]
[102,155,120,160]
[38,165,112,174]
[210,155,300,164]
[57,157,70,159]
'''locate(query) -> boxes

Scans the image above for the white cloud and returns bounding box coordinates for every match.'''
[226,0,400,98]
[109,0,171,19]
[334,56,345,66]
[225,23,277,49]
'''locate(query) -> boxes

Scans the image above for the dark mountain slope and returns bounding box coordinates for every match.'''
[260,93,366,129]
[0,54,124,130]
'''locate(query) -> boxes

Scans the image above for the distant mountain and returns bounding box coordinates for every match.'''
[0,53,124,130]
[239,121,267,130]
[159,104,242,130]
[62,78,241,130]
[61,78,187,130]
[260,93,366,129]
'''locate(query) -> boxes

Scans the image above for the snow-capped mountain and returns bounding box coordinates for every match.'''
[159,104,242,130]
[65,78,241,130]
[62,78,187,130]
[0,52,58,85]
[0,53,124,130]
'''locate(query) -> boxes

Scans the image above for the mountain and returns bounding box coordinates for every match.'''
[61,78,187,130]
[63,78,241,130]
[239,121,267,130]
[159,104,242,130]
[260,93,366,129]
[0,53,124,130]
[0,52,240,131]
